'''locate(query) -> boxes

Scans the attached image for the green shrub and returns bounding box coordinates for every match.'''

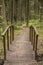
[0,16,3,23]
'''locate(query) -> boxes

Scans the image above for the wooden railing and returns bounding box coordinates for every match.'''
[29,25,39,60]
[1,25,14,60]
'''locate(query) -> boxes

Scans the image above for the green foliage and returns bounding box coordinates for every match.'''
[0,16,3,23]
[29,19,40,27]
[0,27,2,40]
[14,29,22,37]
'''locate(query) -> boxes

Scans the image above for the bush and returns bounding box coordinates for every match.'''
[0,16,3,23]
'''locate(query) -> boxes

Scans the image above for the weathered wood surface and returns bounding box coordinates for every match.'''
[29,25,39,59]
[4,28,38,65]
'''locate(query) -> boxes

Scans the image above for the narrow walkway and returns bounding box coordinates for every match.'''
[4,28,38,65]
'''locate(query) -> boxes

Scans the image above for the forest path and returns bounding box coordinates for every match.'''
[4,28,38,65]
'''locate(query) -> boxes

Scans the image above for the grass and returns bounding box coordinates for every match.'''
[14,29,22,37]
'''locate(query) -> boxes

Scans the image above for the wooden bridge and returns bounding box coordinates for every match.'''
[1,25,39,65]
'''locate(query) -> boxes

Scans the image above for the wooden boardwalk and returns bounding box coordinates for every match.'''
[4,28,38,65]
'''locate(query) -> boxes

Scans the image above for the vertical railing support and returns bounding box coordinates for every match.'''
[10,27,12,44]
[31,27,33,45]
[12,26,14,41]
[3,36,6,60]
[29,26,31,41]
[35,35,38,60]
[30,27,32,43]
[7,30,9,50]
[32,28,34,44]
[33,30,35,50]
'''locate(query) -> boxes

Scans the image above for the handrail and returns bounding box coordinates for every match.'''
[2,25,11,36]
[1,24,14,60]
[2,25,13,36]
[31,25,38,35]
[29,25,39,60]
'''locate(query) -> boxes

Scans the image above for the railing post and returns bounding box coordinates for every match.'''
[10,27,12,44]
[32,28,34,46]
[7,30,9,50]
[12,26,14,41]
[31,27,33,45]
[35,35,38,60]
[33,30,35,50]
[30,27,32,43]
[29,26,31,41]
[3,36,6,60]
